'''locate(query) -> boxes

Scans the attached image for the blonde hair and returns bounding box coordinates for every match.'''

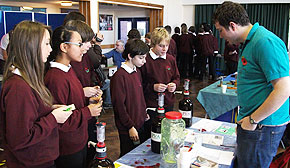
[150,27,170,47]
[4,21,53,106]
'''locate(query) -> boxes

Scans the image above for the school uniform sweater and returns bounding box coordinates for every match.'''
[71,53,94,87]
[0,75,59,168]
[140,51,180,108]
[110,65,147,135]
[179,33,194,55]
[45,63,91,155]
[201,33,218,56]
[167,39,177,58]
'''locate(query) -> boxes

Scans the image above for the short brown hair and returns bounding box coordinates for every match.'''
[150,28,170,47]
[212,1,250,30]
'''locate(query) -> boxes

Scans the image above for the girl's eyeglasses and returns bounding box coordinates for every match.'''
[63,42,83,47]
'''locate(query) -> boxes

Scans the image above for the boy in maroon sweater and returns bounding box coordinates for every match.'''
[110,39,149,157]
[1,21,72,168]
[140,28,180,111]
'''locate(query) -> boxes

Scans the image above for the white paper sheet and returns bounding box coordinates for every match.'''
[190,118,223,132]
[197,146,234,166]
[185,130,224,146]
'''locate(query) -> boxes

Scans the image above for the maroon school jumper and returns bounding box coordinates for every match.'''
[167,39,177,58]
[140,51,180,108]
[71,53,94,87]
[110,67,147,134]
[45,64,91,156]
[0,75,59,168]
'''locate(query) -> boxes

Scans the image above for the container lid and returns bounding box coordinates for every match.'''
[165,111,182,119]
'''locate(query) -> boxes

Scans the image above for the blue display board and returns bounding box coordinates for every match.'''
[48,13,66,30]
[5,11,32,33]
[0,11,67,39]
[34,13,47,25]
[0,11,4,39]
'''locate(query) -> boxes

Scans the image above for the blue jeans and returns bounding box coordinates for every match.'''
[235,124,286,168]
[101,79,111,105]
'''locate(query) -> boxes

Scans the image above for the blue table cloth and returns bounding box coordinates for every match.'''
[115,117,237,168]
[197,81,238,119]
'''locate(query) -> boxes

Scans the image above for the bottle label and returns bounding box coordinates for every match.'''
[179,110,192,118]
[151,131,161,142]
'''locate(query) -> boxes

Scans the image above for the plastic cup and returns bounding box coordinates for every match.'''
[221,84,227,94]
[177,147,195,168]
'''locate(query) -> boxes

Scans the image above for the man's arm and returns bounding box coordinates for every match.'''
[239,76,290,130]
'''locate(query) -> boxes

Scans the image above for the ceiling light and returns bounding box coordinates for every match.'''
[61,1,73,7]
[22,6,33,10]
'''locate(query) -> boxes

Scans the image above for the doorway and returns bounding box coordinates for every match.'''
[118,17,149,43]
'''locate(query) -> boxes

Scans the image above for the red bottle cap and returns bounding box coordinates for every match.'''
[165,111,182,119]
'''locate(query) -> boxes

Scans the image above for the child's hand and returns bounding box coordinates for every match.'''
[129,127,139,141]
[167,82,176,92]
[83,87,98,97]
[154,83,167,92]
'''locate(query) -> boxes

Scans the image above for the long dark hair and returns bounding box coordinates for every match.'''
[4,21,53,106]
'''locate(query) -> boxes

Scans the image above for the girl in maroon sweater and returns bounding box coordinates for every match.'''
[0,21,72,168]
[45,26,102,168]
[111,39,149,157]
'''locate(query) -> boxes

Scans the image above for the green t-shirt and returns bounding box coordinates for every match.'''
[237,23,290,125]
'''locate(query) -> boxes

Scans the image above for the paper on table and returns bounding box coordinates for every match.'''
[114,162,134,168]
[190,119,222,132]
[197,146,234,166]
[185,130,224,146]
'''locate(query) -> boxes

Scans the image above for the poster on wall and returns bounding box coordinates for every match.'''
[99,14,113,31]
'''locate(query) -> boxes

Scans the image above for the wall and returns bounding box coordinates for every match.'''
[99,4,149,53]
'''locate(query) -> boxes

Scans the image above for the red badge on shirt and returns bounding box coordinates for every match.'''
[166,65,171,71]
[84,67,89,73]
[241,56,247,66]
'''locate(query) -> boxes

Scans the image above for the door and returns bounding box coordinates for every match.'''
[118,17,149,43]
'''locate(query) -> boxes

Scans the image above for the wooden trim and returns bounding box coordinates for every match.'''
[79,1,91,26]
[101,44,115,49]
[149,8,163,32]
[99,0,163,9]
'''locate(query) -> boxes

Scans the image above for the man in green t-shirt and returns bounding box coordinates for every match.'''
[213,1,290,167]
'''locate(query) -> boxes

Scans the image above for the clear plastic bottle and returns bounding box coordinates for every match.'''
[160,112,185,163]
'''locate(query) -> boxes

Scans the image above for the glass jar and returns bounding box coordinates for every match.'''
[161,111,185,163]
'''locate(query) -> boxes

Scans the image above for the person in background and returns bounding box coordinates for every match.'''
[88,32,112,109]
[63,11,85,25]
[172,27,181,63]
[201,24,218,80]
[193,27,205,80]
[164,25,177,58]
[188,26,198,77]
[179,23,194,77]
[213,1,290,167]
[127,28,141,41]
[0,30,12,74]
[45,26,102,168]
[145,32,151,48]
[110,39,149,157]
[0,21,72,168]
[224,40,239,75]
[140,27,180,112]
[103,40,125,69]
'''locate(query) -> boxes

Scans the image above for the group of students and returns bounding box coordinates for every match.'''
[0,10,180,167]
[0,12,105,168]
[169,23,219,80]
